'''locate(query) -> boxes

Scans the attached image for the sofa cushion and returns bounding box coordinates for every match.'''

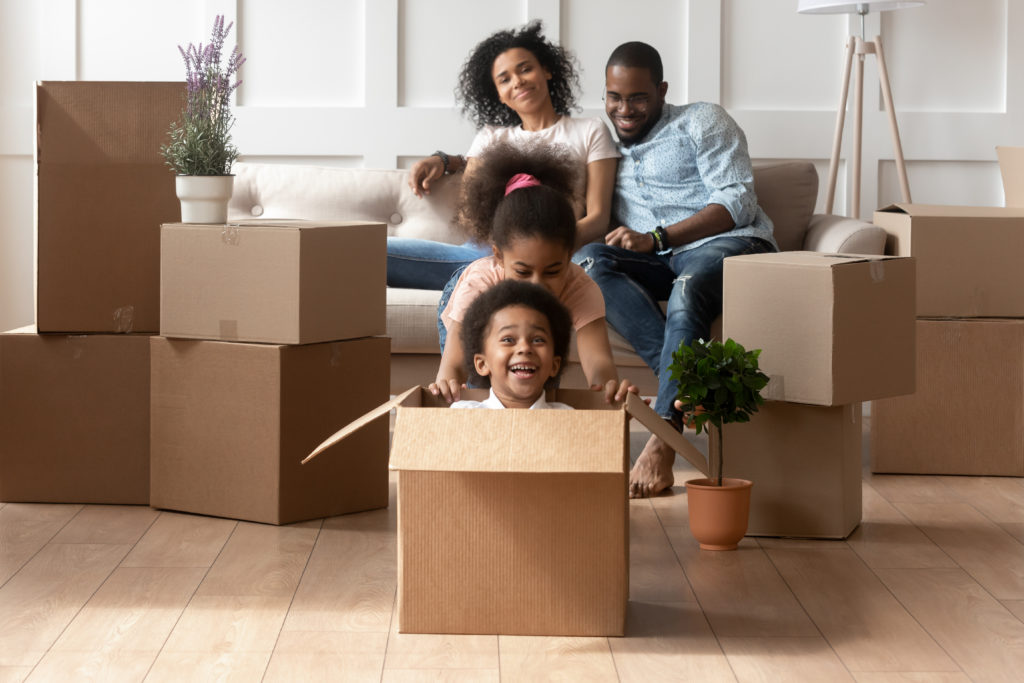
[752,161,818,251]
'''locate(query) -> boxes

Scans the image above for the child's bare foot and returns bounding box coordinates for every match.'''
[629,434,676,498]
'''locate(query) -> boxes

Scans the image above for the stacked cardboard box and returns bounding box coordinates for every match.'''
[722,252,917,538]
[151,219,391,525]
[870,203,1024,475]
[0,82,182,504]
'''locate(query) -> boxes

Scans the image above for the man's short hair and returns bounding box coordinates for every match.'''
[606,41,663,85]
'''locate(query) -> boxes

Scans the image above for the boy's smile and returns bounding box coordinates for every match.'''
[473,304,561,409]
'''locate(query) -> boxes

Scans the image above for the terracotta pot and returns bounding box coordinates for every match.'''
[176,175,234,223]
[685,477,753,551]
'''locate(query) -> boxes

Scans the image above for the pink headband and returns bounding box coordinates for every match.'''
[504,173,542,196]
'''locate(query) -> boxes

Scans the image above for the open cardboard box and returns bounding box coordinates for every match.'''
[306,386,707,636]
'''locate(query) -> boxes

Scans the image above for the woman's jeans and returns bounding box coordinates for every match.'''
[573,235,777,419]
[386,237,489,290]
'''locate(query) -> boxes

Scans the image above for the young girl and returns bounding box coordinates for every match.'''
[429,142,632,405]
[451,280,573,410]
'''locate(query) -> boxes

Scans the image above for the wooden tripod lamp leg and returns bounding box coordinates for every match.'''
[825,36,857,215]
[874,34,912,203]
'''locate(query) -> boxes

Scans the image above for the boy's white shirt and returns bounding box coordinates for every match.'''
[450,388,573,410]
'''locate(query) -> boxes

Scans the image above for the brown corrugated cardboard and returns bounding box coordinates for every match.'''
[160,220,385,344]
[723,251,916,406]
[0,326,151,504]
[36,81,183,333]
[873,204,1024,317]
[871,318,1024,476]
[307,388,705,636]
[997,146,1024,206]
[150,335,390,525]
[712,401,862,539]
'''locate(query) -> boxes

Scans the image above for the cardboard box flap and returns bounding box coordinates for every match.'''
[302,385,420,464]
[876,203,1024,219]
[728,251,902,268]
[166,219,386,230]
[624,393,709,476]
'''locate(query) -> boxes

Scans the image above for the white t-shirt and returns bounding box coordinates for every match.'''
[450,388,573,410]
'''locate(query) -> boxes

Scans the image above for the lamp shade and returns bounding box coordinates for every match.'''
[797,1,924,13]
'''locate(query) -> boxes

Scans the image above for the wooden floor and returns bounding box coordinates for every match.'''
[2,417,1024,682]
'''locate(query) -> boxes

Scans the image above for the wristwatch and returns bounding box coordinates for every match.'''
[432,150,450,175]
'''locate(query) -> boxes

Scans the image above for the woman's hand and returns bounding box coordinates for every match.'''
[408,155,445,197]
[429,377,464,404]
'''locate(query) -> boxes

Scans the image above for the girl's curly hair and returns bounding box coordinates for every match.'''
[455,140,581,250]
[456,20,581,128]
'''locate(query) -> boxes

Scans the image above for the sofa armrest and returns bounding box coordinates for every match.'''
[802,214,887,255]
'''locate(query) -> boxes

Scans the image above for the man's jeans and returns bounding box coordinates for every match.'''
[387,237,490,290]
[574,235,776,419]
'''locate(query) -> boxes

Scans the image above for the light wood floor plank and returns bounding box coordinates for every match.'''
[120,512,236,569]
[864,474,957,504]
[846,485,956,569]
[0,667,29,683]
[851,672,972,682]
[383,602,498,670]
[160,595,292,654]
[49,567,205,653]
[382,669,500,682]
[608,601,735,682]
[1002,599,1024,622]
[27,650,156,683]
[876,567,1024,682]
[766,546,958,672]
[144,651,271,682]
[499,635,619,683]
[264,631,387,683]
[666,527,819,638]
[719,636,854,682]
[933,477,1024,524]
[196,521,319,598]
[283,509,396,633]
[0,543,129,667]
[51,505,158,545]
[895,502,1024,599]
[628,502,696,603]
[0,504,82,585]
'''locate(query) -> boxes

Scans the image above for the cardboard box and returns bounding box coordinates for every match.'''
[0,327,151,504]
[307,388,708,636]
[723,251,916,406]
[873,204,1024,317]
[871,318,1024,476]
[160,220,385,344]
[36,81,184,333]
[997,146,1024,206]
[150,335,390,525]
[712,401,863,539]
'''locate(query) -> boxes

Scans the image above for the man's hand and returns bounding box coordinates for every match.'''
[606,225,656,253]
[408,156,445,198]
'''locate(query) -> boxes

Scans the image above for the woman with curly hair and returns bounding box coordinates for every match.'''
[388,20,619,290]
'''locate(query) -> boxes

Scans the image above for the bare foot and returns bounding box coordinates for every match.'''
[629,434,676,498]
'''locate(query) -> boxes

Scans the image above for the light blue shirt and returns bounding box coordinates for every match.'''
[612,102,777,253]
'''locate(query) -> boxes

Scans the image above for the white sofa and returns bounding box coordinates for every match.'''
[228,161,887,394]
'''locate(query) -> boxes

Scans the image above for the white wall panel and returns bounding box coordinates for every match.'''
[884,0,1005,113]
[879,160,1005,209]
[0,157,34,331]
[78,0,206,81]
[397,0,526,107]
[239,0,365,107]
[563,0,687,110]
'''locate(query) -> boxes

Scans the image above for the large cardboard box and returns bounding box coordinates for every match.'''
[0,327,151,504]
[873,204,1024,317]
[307,388,708,636]
[871,318,1024,476]
[723,251,916,406]
[150,336,390,525]
[160,220,386,344]
[712,401,863,539]
[36,81,183,333]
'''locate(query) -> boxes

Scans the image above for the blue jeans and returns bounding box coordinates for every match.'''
[435,264,470,352]
[574,236,777,419]
[387,237,490,290]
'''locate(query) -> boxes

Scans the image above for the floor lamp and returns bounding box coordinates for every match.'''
[797,1,924,218]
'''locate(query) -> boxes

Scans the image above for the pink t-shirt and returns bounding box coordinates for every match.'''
[441,256,605,332]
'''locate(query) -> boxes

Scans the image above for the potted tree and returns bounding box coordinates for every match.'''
[669,337,769,550]
[162,15,245,223]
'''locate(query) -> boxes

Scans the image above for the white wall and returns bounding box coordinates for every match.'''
[1,0,1021,331]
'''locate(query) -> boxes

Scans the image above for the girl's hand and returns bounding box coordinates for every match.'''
[429,378,464,404]
[593,378,642,404]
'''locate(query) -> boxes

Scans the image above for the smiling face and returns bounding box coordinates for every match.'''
[492,47,553,118]
[494,235,571,297]
[473,304,561,409]
[604,64,667,145]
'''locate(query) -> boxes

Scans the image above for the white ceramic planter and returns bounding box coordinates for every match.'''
[175,175,234,224]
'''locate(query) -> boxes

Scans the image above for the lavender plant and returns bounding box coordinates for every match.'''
[162,16,246,175]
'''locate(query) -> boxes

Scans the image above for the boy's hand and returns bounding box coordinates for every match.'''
[429,378,463,403]
[593,378,643,404]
